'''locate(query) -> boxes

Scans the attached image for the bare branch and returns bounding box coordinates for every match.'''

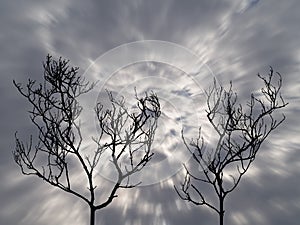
[176,67,288,224]
[13,55,161,225]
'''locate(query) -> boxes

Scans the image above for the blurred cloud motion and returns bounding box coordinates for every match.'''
[1,0,300,224]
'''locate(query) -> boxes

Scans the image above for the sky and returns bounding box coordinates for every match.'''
[1,0,300,225]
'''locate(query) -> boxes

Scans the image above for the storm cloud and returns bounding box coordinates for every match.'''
[1,0,300,225]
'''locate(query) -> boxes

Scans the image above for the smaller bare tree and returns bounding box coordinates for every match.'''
[13,55,161,225]
[175,68,288,225]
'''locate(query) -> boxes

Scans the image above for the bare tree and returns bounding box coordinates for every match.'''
[175,68,288,225]
[13,55,161,225]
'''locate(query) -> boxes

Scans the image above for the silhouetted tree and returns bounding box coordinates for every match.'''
[13,55,161,225]
[175,68,287,225]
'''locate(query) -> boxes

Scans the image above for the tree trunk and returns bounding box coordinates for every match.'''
[90,206,96,225]
[219,196,225,225]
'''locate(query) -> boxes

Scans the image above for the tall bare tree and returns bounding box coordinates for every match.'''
[13,55,161,225]
[175,68,288,225]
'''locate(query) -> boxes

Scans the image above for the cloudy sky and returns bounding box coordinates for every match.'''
[1,0,300,224]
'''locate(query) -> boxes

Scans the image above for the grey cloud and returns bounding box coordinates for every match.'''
[1,0,300,225]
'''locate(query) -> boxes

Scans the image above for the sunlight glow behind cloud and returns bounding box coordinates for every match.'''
[1,0,300,225]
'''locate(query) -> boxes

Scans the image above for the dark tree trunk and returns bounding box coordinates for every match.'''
[90,206,96,225]
[219,196,225,225]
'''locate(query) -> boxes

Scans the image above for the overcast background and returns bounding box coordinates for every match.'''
[1,0,300,225]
